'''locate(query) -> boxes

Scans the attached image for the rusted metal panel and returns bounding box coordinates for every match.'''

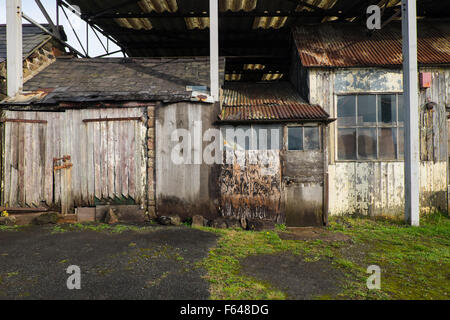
[220,149,283,222]
[221,82,330,121]
[294,21,450,67]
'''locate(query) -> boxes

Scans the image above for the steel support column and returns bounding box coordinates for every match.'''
[6,0,23,97]
[402,0,420,226]
[209,0,219,101]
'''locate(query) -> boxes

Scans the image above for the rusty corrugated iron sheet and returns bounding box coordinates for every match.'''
[294,21,450,67]
[220,82,329,121]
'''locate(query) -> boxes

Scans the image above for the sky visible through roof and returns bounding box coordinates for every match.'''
[0,0,122,57]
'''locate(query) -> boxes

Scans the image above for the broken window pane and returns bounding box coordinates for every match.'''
[288,127,303,150]
[357,95,377,126]
[379,128,397,159]
[378,95,396,124]
[337,95,356,126]
[358,128,377,159]
[304,127,320,150]
[338,128,356,160]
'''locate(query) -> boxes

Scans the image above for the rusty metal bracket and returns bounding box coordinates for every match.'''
[53,155,71,163]
[0,118,47,124]
[53,155,72,171]
[54,163,73,171]
[82,117,143,123]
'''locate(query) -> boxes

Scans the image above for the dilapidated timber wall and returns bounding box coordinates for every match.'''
[1,107,147,211]
[306,67,449,216]
[155,101,221,220]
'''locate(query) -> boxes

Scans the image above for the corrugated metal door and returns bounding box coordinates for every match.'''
[1,108,147,211]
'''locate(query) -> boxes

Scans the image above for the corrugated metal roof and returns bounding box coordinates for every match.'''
[220,82,329,121]
[294,20,450,67]
[138,0,178,12]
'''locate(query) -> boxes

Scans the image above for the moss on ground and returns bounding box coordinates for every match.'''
[50,222,158,234]
[198,211,449,300]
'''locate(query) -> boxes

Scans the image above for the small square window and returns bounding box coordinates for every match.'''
[288,127,303,150]
[304,127,320,150]
[288,127,320,151]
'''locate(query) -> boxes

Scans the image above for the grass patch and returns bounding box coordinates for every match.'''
[51,222,158,234]
[0,225,27,232]
[197,227,361,300]
[328,211,450,300]
[199,211,449,300]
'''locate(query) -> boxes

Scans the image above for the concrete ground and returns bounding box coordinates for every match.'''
[240,253,344,299]
[0,224,349,300]
[0,225,218,300]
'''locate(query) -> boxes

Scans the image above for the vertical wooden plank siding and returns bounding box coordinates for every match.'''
[127,111,137,199]
[9,119,19,206]
[100,115,108,199]
[3,119,11,206]
[134,113,142,203]
[113,108,121,198]
[86,109,95,205]
[120,109,129,198]
[93,109,102,200]
[1,107,147,210]
[107,111,115,199]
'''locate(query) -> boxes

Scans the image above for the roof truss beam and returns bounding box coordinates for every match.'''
[83,10,336,19]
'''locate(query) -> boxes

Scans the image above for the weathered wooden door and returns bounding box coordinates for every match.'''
[1,115,48,208]
[282,125,326,227]
[81,108,147,206]
[1,108,147,211]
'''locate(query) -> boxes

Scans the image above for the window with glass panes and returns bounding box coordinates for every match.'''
[287,126,320,151]
[337,94,404,160]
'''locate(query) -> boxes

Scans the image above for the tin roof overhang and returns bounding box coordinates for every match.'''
[219,82,332,123]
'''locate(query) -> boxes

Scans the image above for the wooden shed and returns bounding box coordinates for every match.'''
[0,57,223,221]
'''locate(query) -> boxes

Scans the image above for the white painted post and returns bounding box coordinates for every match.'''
[209,0,219,101]
[6,0,23,97]
[402,0,420,226]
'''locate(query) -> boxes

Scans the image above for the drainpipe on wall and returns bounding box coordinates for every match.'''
[402,0,420,226]
[6,0,23,98]
[209,0,219,102]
